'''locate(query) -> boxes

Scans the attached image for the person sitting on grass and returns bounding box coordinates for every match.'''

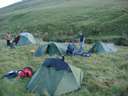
[66,40,76,55]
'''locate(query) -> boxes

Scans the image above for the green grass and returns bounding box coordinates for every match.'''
[0,0,128,42]
[0,43,128,96]
[0,0,128,95]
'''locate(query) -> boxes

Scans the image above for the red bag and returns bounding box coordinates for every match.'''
[18,67,33,78]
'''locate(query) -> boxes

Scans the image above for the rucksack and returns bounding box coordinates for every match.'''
[18,67,33,78]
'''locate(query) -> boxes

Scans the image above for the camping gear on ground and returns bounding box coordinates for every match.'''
[73,49,91,57]
[66,43,91,57]
[1,67,33,79]
[34,42,68,57]
[1,70,18,79]
[16,32,36,46]
[27,58,83,96]
[88,41,117,53]
[17,67,33,78]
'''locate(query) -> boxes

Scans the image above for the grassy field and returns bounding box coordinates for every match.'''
[0,42,128,96]
[0,0,128,95]
[0,0,128,42]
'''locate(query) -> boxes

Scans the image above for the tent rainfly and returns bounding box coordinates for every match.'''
[88,41,117,53]
[17,32,36,46]
[34,42,68,56]
[27,58,83,96]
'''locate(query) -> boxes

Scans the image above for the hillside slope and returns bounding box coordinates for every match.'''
[0,0,128,41]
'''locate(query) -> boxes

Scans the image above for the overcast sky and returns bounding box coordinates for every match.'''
[0,0,22,8]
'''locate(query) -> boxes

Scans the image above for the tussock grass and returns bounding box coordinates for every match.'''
[0,43,128,96]
[0,0,128,42]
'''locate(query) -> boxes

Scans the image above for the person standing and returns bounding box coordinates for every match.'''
[5,32,12,47]
[79,32,85,51]
[13,35,20,45]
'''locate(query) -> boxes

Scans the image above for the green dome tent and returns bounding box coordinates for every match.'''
[27,58,83,96]
[88,41,117,53]
[34,42,68,56]
[16,32,36,46]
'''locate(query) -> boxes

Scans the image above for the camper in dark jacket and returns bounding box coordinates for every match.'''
[79,32,85,51]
